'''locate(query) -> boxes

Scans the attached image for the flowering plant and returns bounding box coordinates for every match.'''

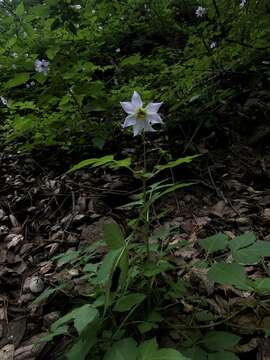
[120,91,163,136]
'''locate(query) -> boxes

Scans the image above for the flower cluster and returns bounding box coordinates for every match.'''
[35,59,49,76]
[120,91,163,136]
[210,41,217,49]
[195,6,207,17]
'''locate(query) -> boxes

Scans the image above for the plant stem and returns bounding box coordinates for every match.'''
[142,134,150,261]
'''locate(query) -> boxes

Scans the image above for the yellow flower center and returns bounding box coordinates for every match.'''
[136,108,146,120]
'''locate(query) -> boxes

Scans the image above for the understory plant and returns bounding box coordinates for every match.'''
[34,91,270,360]
[35,91,198,359]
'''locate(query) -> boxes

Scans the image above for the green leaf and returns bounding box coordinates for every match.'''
[228,232,256,252]
[139,338,158,359]
[253,278,270,293]
[232,240,270,265]
[150,348,189,360]
[66,325,97,360]
[110,157,132,170]
[207,351,240,360]
[67,155,114,173]
[39,326,69,343]
[96,248,123,284]
[103,223,125,249]
[113,293,146,312]
[83,263,98,273]
[103,338,139,360]
[199,233,229,253]
[202,331,240,351]
[154,155,200,174]
[144,260,173,277]
[5,73,29,88]
[16,2,25,16]
[207,262,249,289]
[182,346,208,360]
[139,339,189,360]
[32,284,66,305]
[51,304,98,335]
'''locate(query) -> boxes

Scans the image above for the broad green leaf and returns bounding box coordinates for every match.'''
[207,262,249,289]
[83,263,98,273]
[99,222,129,289]
[208,351,240,360]
[16,2,25,16]
[5,73,29,88]
[253,278,270,293]
[103,223,125,249]
[199,233,229,253]
[138,322,155,334]
[202,331,240,351]
[113,293,146,312]
[144,260,173,277]
[96,248,123,284]
[32,284,66,305]
[139,339,189,360]
[103,338,139,360]
[182,346,208,360]
[139,338,158,359]
[121,54,141,66]
[154,155,200,174]
[228,232,256,252]
[150,348,189,360]
[232,240,270,265]
[66,325,97,360]
[51,304,98,335]
[39,326,69,343]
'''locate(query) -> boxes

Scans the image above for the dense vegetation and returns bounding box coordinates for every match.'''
[1,0,270,152]
[1,0,270,359]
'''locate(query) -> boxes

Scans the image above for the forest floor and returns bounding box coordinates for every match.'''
[1,139,270,359]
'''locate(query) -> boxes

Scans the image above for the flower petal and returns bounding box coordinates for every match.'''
[131,91,143,109]
[144,121,156,132]
[120,101,136,114]
[145,102,163,113]
[122,115,137,128]
[133,121,144,136]
[146,113,163,124]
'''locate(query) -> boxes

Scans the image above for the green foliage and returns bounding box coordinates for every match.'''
[1,0,270,151]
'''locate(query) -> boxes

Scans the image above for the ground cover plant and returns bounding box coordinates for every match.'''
[1,0,270,359]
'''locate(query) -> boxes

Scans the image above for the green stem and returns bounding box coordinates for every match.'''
[142,134,150,261]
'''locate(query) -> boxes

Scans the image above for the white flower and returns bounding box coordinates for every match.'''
[195,6,207,17]
[0,96,7,106]
[92,9,96,14]
[11,52,18,58]
[35,59,49,76]
[98,26,103,30]
[240,0,246,8]
[210,41,217,49]
[120,91,163,136]
[70,4,81,9]
[30,81,35,87]
[116,48,121,53]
